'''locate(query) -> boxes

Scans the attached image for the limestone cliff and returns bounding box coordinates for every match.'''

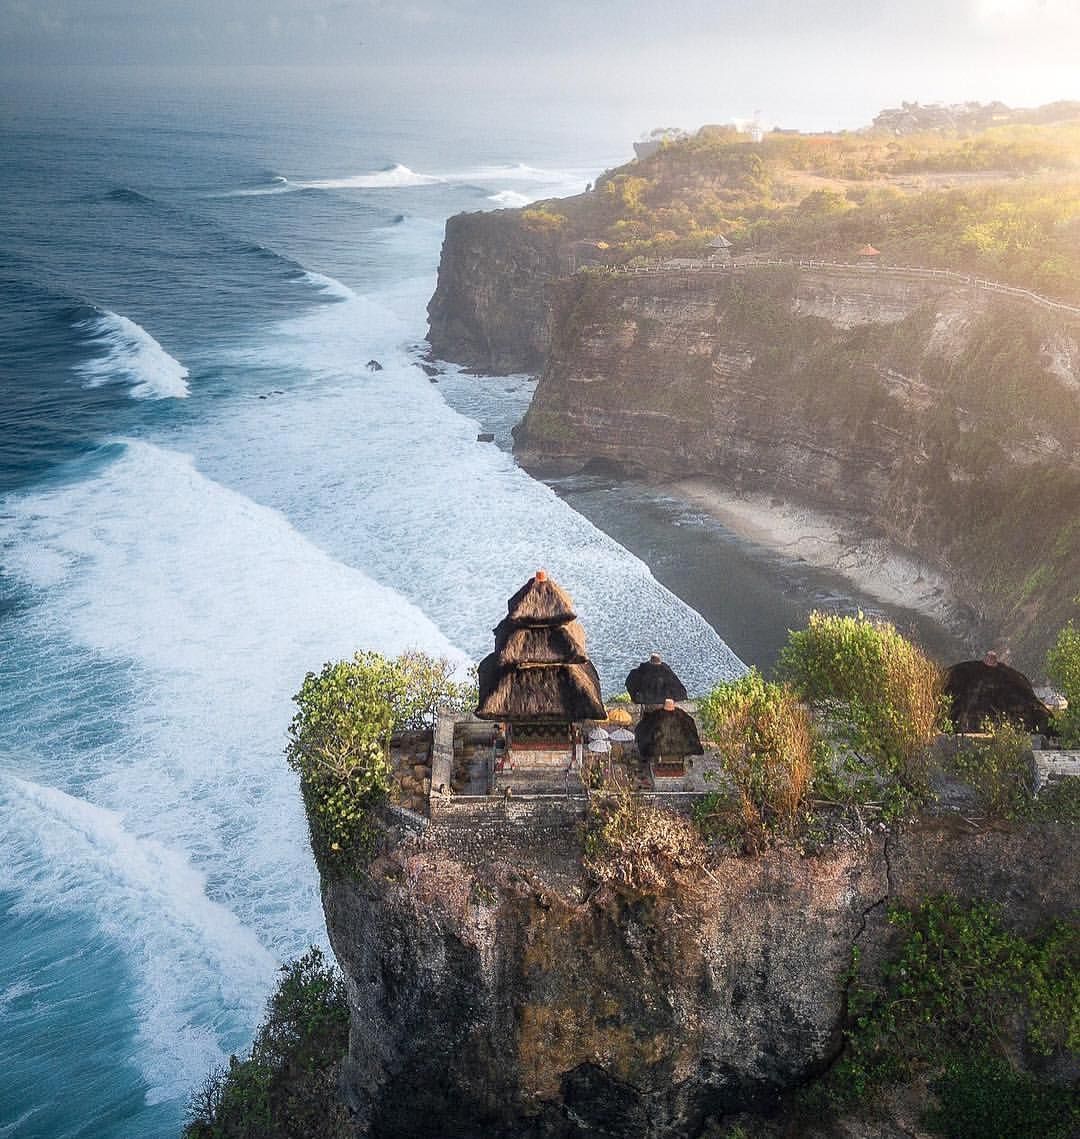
[513,266,1080,667]
[427,205,1080,665]
[427,210,563,373]
[322,810,1075,1138]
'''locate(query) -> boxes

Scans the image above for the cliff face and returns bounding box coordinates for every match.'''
[427,211,563,373]
[323,814,1075,1139]
[426,210,1080,663]
[512,267,1080,665]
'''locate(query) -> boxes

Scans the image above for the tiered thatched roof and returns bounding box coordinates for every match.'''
[505,574,577,625]
[476,571,605,723]
[635,700,704,760]
[945,659,1051,734]
[493,617,588,665]
[625,654,688,705]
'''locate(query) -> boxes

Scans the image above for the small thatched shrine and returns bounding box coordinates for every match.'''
[635,698,704,786]
[625,653,688,707]
[476,570,605,769]
[945,655,1052,735]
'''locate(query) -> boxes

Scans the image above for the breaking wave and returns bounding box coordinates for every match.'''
[487,190,533,208]
[73,311,190,399]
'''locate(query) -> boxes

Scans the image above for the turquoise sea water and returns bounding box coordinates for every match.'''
[0,78,747,1137]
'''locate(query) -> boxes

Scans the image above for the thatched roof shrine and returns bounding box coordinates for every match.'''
[505,573,576,625]
[476,570,605,723]
[634,700,704,760]
[945,658,1052,734]
[625,653,688,706]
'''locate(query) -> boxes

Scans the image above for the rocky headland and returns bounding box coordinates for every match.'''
[428,138,1080,669]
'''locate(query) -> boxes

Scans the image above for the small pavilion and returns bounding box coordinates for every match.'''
[945,653,1052,735]
[625,653,688,709]
[707,234,733,261]
[635,698,704,788]
[857,243,881,262]
[476,570,605,774]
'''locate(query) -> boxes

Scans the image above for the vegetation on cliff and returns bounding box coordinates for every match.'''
[805,896,1080,1139]
[522,107,1080,299]
[286,651,472,875]
[697,670,818,842]
[184,948,351,1139]
[777,612,945,815]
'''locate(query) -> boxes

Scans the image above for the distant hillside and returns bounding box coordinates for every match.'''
[512,102,1080,301]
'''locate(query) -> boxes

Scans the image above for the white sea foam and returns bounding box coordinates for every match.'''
[190,271,744,696]
[74,311,190,399]
[487,190,533,208]
[0,439,467,1096]
[223,160,592,200]
[0,776,278,1104]
[302,269,359,301]
[292,163,444,190]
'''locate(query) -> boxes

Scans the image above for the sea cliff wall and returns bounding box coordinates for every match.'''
[427,213,1080,667]
[323,813,1075,1138]
[427,211,563,373]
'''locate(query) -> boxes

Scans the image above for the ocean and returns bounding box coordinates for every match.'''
[0,76,751,1138]
[0,73,968,1139]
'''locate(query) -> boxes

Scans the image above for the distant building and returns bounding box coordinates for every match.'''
[707,234,733,262]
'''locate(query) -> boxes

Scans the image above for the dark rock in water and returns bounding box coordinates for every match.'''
[367,359,384,372]
[477,432,495,443]
[429,376,439,383]
[420,362,440,377]
[393,213,405,224]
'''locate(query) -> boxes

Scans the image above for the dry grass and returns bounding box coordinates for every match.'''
[584,790,707,894]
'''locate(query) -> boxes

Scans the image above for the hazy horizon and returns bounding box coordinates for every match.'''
[3,1,1080,146]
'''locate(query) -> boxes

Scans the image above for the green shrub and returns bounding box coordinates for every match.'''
[947,721,1035,818]
[924,1053,1079,1139]
[699,670,820,841]
[1047,622,1080,746]
[287,650,472,873]
[777,612,945,816]
[287,654,395,872]
[824,896,1080,1118]
[184,947,351,1139]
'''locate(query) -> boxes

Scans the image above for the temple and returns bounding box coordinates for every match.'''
[476,570,605,780]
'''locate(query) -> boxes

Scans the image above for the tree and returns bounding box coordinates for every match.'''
[286,650,473,871]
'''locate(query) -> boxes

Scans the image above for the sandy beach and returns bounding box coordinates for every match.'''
[672,478,971,641]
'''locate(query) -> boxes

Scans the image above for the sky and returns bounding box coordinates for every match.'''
[1,0,1079,132]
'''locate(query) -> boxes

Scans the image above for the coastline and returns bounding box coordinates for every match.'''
[433,366,977,671]
[671,477,972,640]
